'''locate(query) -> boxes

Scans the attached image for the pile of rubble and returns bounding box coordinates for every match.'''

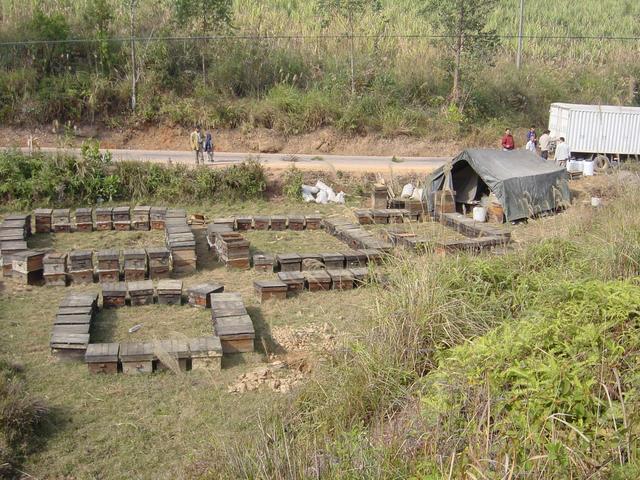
[227,360,307,394]
[271,323,338,353]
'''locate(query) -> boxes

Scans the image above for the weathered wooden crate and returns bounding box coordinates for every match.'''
[69,250,94,271]
[147,247,171,279]
[235,216,253,231]
[213,314,255,353]
[277,271,306,295]
[349,267,370,286]
[52,222,72,233]
[150,206,167,230]
[75,222,93,232]
[34,208,53,233]
[50,333,90,360]
[101,282,128,308]
[322,218,352,235]
[52,323,91,335]
[254,279,287,303]
[371,184,388,209]
[85,343,120,374]
[113,221,131,231]
[287,215,305,231]
[69,269,94,284]
[372,210,389,224]
[210,292,246,320]
[156,279,183,305]
[270,215,286,231]
[321,253,345,269]
[12,250,45,273]
[212,217,235,229]
[188,336,223,370]
[131,205,151,231]
[154,339,189,372]
[187,283,225,308]
[253,216,270,230]
[95,207,113,223]
[113,206,131,222]
[124,269,145,282]
[276,253,302,272]
[44,272,67,286]
[123,249,147,270]
[60,291,99,309]
[303,270,332,291]
[128,280,154,306]
[96,221,113,231]
[327,269,355,290]
[54,312,92,326]
[52,208,71,224]
[341,251,366,268]
[354,209,374,225]
[120,343,154,374]
[305,214,322,230]
[97,269,120,283]
[96,249,120,271]
[358,249,384,264]
[75,208,93,229]
[253,254,274,272]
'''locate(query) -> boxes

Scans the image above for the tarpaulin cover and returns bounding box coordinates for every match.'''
[423,149,571,222]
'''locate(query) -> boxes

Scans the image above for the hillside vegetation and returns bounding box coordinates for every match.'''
[0,0,639,141]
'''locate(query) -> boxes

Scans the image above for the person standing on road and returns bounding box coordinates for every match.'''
[539,130,551,159]
[190,126,203,165]
[501,128,515,151]
[204,130,214,163]
[554,137,571,167]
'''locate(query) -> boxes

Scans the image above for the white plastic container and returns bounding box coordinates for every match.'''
[591,197,602,207]
[583,161,595,176]
[473,206,487,222]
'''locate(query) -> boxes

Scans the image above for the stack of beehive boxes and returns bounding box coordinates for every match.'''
[43,252,67,286]
[132,205,151,231]
[215,232,250,269]
[165,209,196,274]
[52,209,71,232]
[96,249,121,283]
[0,214,29,277]
[123,249,147,281]
[95,207,113,230]
[68,250,94,284]
[34,208,53,233]
[113,206,131,231]
[12,250,46,285]
[75,208,93,232]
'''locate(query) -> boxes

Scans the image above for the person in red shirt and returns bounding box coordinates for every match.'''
[501,128,515,151]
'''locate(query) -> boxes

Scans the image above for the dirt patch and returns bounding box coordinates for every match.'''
[227,356,310,394]
[0,124,464,157]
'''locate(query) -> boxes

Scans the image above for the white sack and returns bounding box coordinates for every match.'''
[410,187,423,201]
[302,184,319,195]
[400,183,414,198]
[315,189,329,204]
[302,192,315,203]
[334,191,346,204]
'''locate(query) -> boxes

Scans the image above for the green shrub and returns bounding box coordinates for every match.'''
[282,164,304,200]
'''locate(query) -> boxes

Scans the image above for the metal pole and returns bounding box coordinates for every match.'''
[516,0,525,69]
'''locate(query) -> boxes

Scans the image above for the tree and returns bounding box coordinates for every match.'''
[422,0,498,107]
[316,0,382,96]
[172,0,233,86]
[82,0,116,73]
[25,9,70,76]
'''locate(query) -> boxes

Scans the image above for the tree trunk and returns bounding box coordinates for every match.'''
[129,0,137,112]
[349,11,355,96]
[202,15,207,86]
[451,3,464,106]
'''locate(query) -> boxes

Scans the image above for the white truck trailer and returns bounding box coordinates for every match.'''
[548,103,640,168]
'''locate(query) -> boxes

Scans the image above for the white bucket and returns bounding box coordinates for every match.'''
[473,206,487,222]
[567,160,583,172]
[583,161,595,176]
[591,197,602,207]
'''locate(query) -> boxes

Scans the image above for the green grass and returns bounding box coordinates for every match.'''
[28,229,165,252]
[246,229,349,255]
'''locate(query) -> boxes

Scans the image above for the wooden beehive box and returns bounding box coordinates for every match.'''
[212,217,235,229]
[154,339,189,372]
[150,206,167,230]
[303,270,332,291]
[127,280,154,306]
[69,250,94,271]
[34,208,53,233]
[96,249,120,271]
[12,249,45,273]
[213,314,255,354]
[358,249,383,264]
[156,279,183,305]
[210,292,245,319]
[340,251,364,268]
[322,218,352,235]
[253,254,274,272]
[349,267,370,286]
[188,336,223,370]
[97,269,119,283]
[386,209,405,224]
[52,208,72,233]
[432,190,456,215]
[75,207,94,232]
[276,253,302,272]
[253,216,270,230]
[95,207,113,230]
[69,269,94,285]
[146,247,171,279]
[113,206,131,222]
[270,215,286,231]
[235,216,253,231]
[120,343,154,374]
[132,205,151,231]
[372,210,389,224]
[287,215,305,231]
[123,248,147,281]
[253,279,287,303]
[327,269,355,290]
[354,209,374,225]
[371,184,388,209]
[101,282,128,308]
[321,252,345,270]
[277,271,305,295]
[85,343,120,374]
[304,214,322,230]
[187,283,224,308]
[50,332,90,360]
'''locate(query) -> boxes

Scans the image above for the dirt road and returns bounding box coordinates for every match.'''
[28,147,449,173]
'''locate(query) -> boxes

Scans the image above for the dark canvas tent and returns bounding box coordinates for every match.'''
[424,149,571,222]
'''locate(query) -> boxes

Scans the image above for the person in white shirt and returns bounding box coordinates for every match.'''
[525,137,536,153]
[554,137,571,167]
[539,130,551,159]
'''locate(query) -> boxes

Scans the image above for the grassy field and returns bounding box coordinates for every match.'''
[246,229,349,255]
[28,229,166,251]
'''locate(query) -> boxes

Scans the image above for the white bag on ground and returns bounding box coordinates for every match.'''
[315,189,329,204]
[302,184,319,195]
[302,192,315,203]
[326,188,337,203]
[335,191,346,204]
[400,183,414,198]
[315,180,331,192]
[410,187,423,201]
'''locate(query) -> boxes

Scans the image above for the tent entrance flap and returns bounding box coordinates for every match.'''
[451,161,490,204]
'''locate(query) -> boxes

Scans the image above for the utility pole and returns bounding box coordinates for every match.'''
[516,0,524,69]
[129,0,138,111]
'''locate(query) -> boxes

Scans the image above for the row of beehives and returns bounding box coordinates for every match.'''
[101,280,224,308]
[253,249,384,273]
[0,214,31,277]
[354,208,424,225]
[33,206,168,233]
[254,267,379,303]
[212,214,324,232]
[322,218,393,252]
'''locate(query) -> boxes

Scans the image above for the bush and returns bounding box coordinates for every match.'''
[282,164,304,200]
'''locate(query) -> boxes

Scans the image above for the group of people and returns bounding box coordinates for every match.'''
[190,126,215,165]
[501,126,571,166]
